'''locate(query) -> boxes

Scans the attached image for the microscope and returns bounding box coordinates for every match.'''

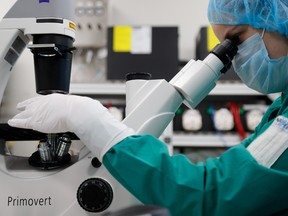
[0,1,140,215]
[0,0,238,215]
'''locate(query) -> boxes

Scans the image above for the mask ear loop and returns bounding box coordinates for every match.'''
[287,36,288,56]
[261,29,266,38]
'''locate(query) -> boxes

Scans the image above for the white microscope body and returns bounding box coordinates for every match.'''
[0,1,238,215]
[0,1,139,215]
[124,41,237,137]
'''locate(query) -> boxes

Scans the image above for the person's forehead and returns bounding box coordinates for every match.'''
[212,24,247,40]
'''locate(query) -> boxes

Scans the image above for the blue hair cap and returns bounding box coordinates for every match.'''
[208,0,288,36]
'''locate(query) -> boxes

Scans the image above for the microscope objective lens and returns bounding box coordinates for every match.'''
[47,134,58,153]
[56,135,72,158]
[39,140,53,162]
[32,134,72,169]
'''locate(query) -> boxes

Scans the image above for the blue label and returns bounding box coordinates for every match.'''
[274,116,288,131]
[39,0,49,3]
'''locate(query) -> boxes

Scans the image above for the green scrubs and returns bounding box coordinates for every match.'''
[103,93,288,216]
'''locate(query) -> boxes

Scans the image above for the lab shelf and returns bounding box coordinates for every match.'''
[173,133,242,148]
[70,82,260,149]
[70,83,126,95]
[70,82,262,96]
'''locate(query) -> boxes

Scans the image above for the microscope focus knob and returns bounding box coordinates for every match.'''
[77,178,113,213]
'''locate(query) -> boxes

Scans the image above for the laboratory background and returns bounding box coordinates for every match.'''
[0,0,275,215]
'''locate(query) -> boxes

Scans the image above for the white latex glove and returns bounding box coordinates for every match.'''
[8,93,135,161]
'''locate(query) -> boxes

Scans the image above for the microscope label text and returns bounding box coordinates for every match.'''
[7,196,52,207]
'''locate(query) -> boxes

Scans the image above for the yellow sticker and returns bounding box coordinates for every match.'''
[113,26,132,52]
[69,22,76,31]
[207,26,220,51]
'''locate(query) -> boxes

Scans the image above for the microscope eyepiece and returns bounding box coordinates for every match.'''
[210,39,238,73]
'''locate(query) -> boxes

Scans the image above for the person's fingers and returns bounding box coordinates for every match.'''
[8,108,34,128]
[8,118,30,129]
[10,109,33,120]
[16,96,42,111]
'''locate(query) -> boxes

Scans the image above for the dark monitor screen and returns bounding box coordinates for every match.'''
[107,26,179,81]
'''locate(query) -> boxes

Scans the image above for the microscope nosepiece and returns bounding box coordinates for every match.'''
[29,34,75,95]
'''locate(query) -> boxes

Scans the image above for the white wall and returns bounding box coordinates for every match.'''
[1,0,210,60]
[0,0,211,65]
[108,0,210,61]
[0,0,16,18]
[0,0,210,120]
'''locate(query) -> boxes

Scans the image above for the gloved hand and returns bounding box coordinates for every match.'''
[8,93,135,161]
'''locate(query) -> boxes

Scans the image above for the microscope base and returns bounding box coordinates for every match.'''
[0,148,140,215]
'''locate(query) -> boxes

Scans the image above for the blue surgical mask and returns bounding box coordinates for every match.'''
[232,33,288,94]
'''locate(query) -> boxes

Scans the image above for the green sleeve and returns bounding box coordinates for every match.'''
[103,135,288,216]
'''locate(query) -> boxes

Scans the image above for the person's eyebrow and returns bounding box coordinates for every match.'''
[223,26,245,44]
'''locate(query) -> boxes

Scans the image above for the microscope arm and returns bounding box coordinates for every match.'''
[0,29,30,103]
[0,0,76,101]
[123,79,183,137]
[1,0,76,38]
[123,40,238,138]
